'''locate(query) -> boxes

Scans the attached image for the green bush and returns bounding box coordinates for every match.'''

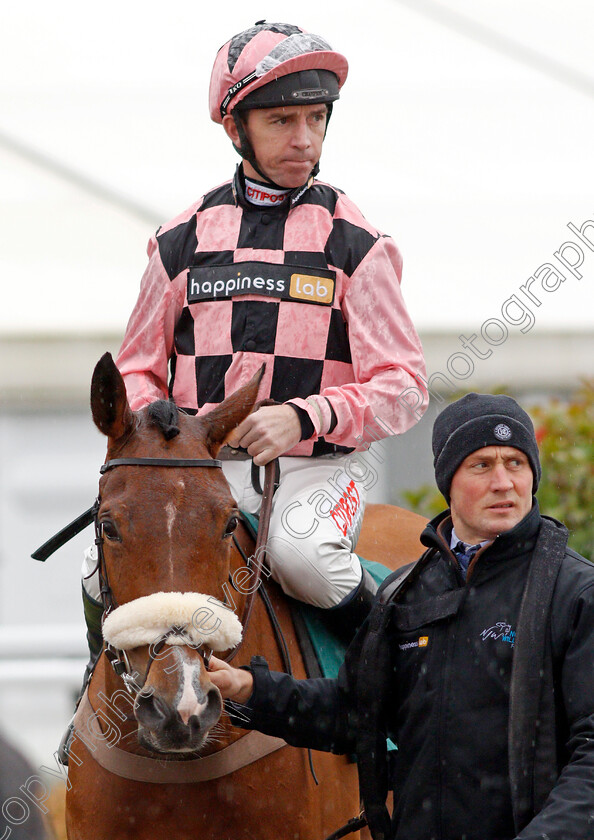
[403,382,594,558]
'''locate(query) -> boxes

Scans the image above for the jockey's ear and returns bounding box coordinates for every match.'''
[91,352,135,443]
[201,365,265,457]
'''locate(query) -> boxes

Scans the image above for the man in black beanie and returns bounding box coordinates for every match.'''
[430,392,542,575]
[209,392,594,840]
[433,392,542,503]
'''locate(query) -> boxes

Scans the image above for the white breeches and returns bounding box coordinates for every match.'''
[223,456,366,609]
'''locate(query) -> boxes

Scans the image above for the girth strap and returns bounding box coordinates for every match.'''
[323,815,368,840]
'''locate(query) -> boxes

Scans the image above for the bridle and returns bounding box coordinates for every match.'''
[33,454,278,696]
[95,456,224,625]
[35,453,344,817]
[103,622,212,699]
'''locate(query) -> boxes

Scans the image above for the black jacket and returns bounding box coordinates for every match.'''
[230,503,594,840]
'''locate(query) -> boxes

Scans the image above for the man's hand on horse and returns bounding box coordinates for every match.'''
[207,656,254,704]
[226,404,302,465]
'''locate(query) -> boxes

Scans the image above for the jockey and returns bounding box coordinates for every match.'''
[82,21,428,661]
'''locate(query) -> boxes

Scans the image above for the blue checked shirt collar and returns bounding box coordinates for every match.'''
[450,527,491,578]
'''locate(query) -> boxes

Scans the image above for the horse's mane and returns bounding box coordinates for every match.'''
[147,400,180,441]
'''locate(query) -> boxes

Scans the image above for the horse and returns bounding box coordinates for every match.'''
[0,729,54,839]
[63,352,426,840]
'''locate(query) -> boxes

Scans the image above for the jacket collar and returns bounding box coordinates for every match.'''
[421,499,542,564]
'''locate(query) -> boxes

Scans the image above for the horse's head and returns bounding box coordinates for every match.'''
[90,352,261,755]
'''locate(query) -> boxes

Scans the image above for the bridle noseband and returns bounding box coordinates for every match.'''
[104,625,214,699]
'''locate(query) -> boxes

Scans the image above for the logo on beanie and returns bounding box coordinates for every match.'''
[493,423,512,441]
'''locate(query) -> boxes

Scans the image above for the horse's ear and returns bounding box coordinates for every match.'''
[91,352,135,442]
[202,365,264,456]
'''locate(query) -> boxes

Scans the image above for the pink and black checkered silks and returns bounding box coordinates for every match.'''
[117,171,427,457]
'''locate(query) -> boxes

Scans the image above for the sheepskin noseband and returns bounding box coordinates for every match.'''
[102,592,242,652]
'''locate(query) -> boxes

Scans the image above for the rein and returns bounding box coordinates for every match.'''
[226,458,278,663]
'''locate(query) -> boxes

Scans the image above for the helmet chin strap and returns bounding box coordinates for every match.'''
[230,111,287,188]
[231,104,332,189]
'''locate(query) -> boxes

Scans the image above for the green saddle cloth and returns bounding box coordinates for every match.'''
[241,510,392,677]
[296,558,392,678]
[240,511,397,751]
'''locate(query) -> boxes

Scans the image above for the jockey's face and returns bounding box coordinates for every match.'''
[223,103,327,188]
[449,446,534,544]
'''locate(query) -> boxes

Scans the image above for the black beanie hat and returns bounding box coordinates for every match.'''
[432,393,541,503]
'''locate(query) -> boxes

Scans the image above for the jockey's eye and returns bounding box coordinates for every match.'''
[224,515,239,538]
[101,520,121,542]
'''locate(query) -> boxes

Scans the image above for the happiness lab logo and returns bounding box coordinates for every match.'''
[399,636,429,651]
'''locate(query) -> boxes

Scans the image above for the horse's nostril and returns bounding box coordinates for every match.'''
[208,686,222,709]
[135,691,169,730]
[204,687,223,724]
[186,714,201,734]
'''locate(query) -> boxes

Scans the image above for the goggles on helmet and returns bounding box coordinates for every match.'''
[210,22,348,123]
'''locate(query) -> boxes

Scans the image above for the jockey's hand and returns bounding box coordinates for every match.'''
[207,656,254,704]
[226,404,302,465]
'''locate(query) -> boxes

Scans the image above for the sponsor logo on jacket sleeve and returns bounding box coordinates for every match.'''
[398,636,429,651]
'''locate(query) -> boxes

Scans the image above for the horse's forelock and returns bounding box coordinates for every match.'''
[147,400,181,441]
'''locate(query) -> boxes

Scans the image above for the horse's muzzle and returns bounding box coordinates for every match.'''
[134,646,224,754]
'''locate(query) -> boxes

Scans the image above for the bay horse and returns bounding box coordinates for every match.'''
[64,352,425,840]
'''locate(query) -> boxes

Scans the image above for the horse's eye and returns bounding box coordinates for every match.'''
[224,515,239,538]
[101,520,121,542]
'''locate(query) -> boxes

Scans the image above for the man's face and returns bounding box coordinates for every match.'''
[224,103,327,188]
[449,446,534,545]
